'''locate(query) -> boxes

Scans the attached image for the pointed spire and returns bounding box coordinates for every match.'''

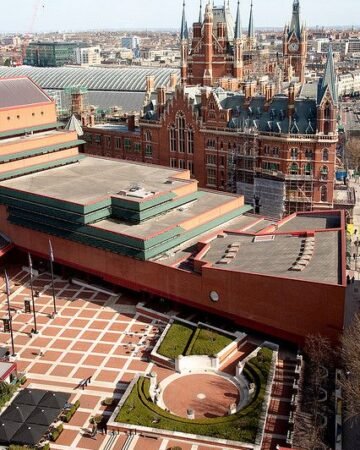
[289,0,301,39]
[248,0,254,39]
[180,0,188,40]
[65,114,83,136]
[199,0,203,22]
[320,44,338,104]
[234,0,242,40]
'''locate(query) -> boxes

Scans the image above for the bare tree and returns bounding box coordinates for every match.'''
[341,314,360,423]
[346,138,360,172]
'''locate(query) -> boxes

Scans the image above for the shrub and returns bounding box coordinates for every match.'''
[50,423,63,442]
[102,397,115,406]
[115,352,273,444]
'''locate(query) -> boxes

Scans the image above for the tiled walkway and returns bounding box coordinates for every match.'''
[0,267,240,450]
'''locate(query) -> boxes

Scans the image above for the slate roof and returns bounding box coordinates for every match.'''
[143,86,318,135]
[0,77,51,109]
[289,0,301,40]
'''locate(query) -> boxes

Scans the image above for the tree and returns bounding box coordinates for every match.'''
[346,138,360,173]
[341,314,360,423]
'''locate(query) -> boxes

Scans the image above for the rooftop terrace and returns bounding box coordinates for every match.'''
[201,230,342,285]
[0,156,190,206]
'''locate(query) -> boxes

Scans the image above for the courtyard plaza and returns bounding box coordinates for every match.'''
[0,265,297,450]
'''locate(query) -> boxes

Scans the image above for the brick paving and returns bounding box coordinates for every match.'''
[0,267,248,450]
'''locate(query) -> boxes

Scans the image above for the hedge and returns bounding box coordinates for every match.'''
[50,423,63,442]
[116,350,273,443]
[60,400,80,423]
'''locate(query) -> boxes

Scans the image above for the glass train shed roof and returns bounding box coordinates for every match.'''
[0,66,180,93]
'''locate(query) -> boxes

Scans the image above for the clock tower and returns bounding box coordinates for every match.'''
[283,0,307,83]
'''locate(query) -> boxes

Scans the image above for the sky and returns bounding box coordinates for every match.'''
[0,0,358,33]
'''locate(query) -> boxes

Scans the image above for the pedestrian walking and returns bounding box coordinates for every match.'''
[39,349,44,357]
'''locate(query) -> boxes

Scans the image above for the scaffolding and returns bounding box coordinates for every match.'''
[285,175,314,216]
[64,85,89,118]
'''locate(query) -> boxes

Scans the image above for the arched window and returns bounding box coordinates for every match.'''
[289,163,299,175]
[320,165,328,180]
[176,113,186,153]
[169,124,176,152]
[320,185,328,202]
[323,149,329,161]
[187,127,194,154]
[304,163,312,176]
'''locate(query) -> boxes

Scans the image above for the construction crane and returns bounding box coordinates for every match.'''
[22,0,46,62]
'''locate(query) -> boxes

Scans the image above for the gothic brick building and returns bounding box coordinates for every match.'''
[83,1,338,218]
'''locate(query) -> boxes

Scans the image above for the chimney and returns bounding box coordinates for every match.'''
[169,72,178,89]
[89,114,95,128]
[265,84,271,102]
[288,83,296,118]
[146,75,155,93]
[127,115,136,132]
[157,86,166,115]
[244,81,252,100]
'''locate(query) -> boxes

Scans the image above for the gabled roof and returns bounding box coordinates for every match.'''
[0,77,51,109]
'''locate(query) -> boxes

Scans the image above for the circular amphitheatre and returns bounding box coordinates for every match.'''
[161,373,240,419]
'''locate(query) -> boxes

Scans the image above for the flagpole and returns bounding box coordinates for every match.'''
[28,252,38,335]
[4,270,16,357]
[49,240,57,316]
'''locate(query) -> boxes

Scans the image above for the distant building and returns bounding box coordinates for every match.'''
[24,42,79,67]
[121,36,141,58]
[74,46,101,66]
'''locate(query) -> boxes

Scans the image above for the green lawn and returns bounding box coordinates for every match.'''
[157,322,233,360]
[157,322,194,359]
[187,327,233,356]
[116,348,273,443]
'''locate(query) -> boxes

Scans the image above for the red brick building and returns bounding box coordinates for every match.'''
[84,45,338,218]
[0,76,347,346]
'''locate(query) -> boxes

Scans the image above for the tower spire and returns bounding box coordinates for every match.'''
[289,0,301,39]
[180,0,188,40]
[320,44,338,104]
[234,0,242,40]
[248,0,254,39]
[199,0,203,23]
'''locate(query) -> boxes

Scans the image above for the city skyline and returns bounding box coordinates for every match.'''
[0,0,359,34]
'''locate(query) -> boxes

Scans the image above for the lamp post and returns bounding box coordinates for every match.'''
[49,240,57,316]
[4,270,16,357]
[28,252,38,334]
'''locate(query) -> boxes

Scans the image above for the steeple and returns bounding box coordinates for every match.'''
[234,0,241,40]
[289,0,301,39]
[180,0,188,40]
[319,44,338,105]
[248,0,254,39]
[199,0,203,23]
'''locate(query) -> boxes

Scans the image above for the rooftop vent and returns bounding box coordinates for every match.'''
[253,235,275,243]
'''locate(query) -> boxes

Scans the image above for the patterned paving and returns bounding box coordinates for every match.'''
[0,266,238,450]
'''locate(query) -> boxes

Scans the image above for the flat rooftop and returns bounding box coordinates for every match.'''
[277,214,341,232]
[202,231,342,285]
[0,129,73,146]
[0,156,190,205]
[92,190,237,239]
